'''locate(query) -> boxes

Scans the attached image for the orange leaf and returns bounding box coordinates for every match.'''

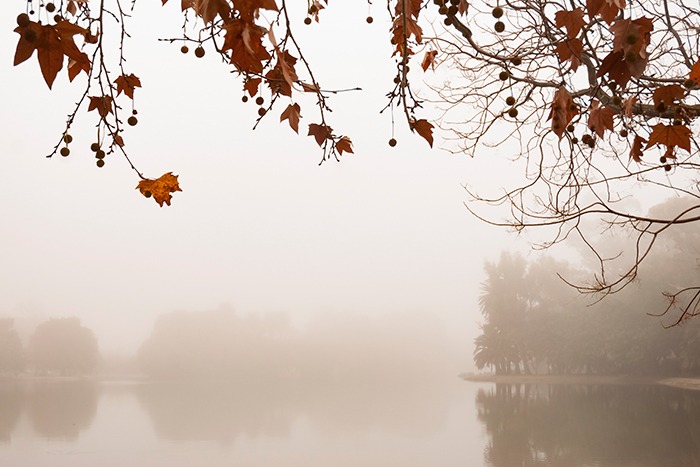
[587,100,615,138]
[136,172,182,207]
[652,84,684,110]
[280,103,301,133]
[411,119,434,147]
[646,123,691,153]
[335,136,353,155]
[115,74,142,99]
[87,96,114,118]
[548,87,578,138]
[630,134,646,162]
[689,59,700,85]
[554,8,585,40]
[421,50,437,72]
[308,123,332,147]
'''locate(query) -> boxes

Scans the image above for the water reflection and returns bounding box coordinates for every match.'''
[135,379,454,443]
[0,383,23,443]
[26,380,98,441]
[477,384,700,467]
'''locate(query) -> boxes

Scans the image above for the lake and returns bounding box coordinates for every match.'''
[1,378,699,466]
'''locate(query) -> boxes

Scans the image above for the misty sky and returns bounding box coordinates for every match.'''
[0,2,539,360]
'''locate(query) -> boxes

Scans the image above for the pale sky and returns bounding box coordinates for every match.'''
[0,2,535,362]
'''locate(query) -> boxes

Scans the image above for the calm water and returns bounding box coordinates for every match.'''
[0,379,699,466]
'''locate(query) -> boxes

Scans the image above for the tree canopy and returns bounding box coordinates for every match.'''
[11,0,700,313]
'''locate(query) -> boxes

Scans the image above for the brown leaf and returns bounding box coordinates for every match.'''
[411,119,434,147]
[652,84,684,110]
[113,134,125,147]
[300,82,320,93]
[622,96,637,118]
[596,50,631,88]
[630,134,646,162]
[37,27,64,88]
[115,74,142,99]
[555,39,583,72]
[308,123,332,147]
[587,0,625,25]
[421,50,438,72]
[243,77,262,96]
[587,100,615,138]
[689,59,700,85]
[136,172,182,207]
[87,96,114,119]
[335,136,354,155]
[548,87,578,138]
[457,0,469,15]
[280,103,301,133]
[646,123,691,153]
[555,8,585,40]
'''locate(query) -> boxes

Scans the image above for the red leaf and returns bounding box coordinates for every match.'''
[280,103,301,133]
[555,39,583,72]
[689,59,700,85]
[411,119,434,147]
[596,50,631,88]
[652,84,684,110]
[243,77,262,96]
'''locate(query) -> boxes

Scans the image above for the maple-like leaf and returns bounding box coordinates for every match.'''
[335,136,354,155]
[191,0,231,24]
[308,123,332,147]
[115,74,142,99]
[689,59,700,85]
[87,96,114,119]
[280,103,301,133]
[548,87,578,138]
[587,0,625,25]
[223,20,271,74]
[555,8,585,40]
[421,50,437,72]
[136,172,182,207]
[411,119,434,147]
[587,100,615,138]
[243,77,262,96]
[596,50,631,88]
[646,123,691,153]
[630,134,646,162]
[555,39,583,72]
[652,84,684,110]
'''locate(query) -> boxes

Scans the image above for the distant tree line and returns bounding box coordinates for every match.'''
[474,200,700,376]
[0,317,98,376]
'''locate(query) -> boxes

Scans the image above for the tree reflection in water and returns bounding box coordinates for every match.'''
[0,383,23,443]
[27,380,98,441]
[476,384,700,466]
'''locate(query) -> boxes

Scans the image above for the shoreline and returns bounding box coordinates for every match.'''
[460,373,700,391]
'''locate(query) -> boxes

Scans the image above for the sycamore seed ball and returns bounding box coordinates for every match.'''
[389,138,397,147]
[492,6,503,18]
[494,21,505,33]
[194,46,205,58]
[505,96,515,106]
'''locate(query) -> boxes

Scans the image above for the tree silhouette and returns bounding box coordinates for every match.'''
[10,0,700,311]
[28,317,99,375]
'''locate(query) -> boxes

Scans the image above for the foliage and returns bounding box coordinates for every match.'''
[10,0,700,313]
[0,319,24,374]
[28,317,99,375]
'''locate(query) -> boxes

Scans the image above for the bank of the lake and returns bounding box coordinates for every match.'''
[460,373,700,391]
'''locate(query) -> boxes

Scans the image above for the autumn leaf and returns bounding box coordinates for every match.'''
[555,8,585,40]
[113,134,125,147]
[457,0,468,15]
[587,0,625,25]
[308,123,332,147]
[596,50,631,88]
[646,123,691,153]
[587,100,615,138]
[411,119,434,147]
[115,74,142,99]
[622,96,637,118]
[136,172,182,207]
[243,77,262,96]
[548,87,578,138]
[421,50,437,72]
[88,96,114,119]
[555,39,583,72]
[335,136,354,155]
[300,82,320,93]
[280,103,301,133]
[689,59,700,85]
[630,134,646,162]
[652,84,684,111]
